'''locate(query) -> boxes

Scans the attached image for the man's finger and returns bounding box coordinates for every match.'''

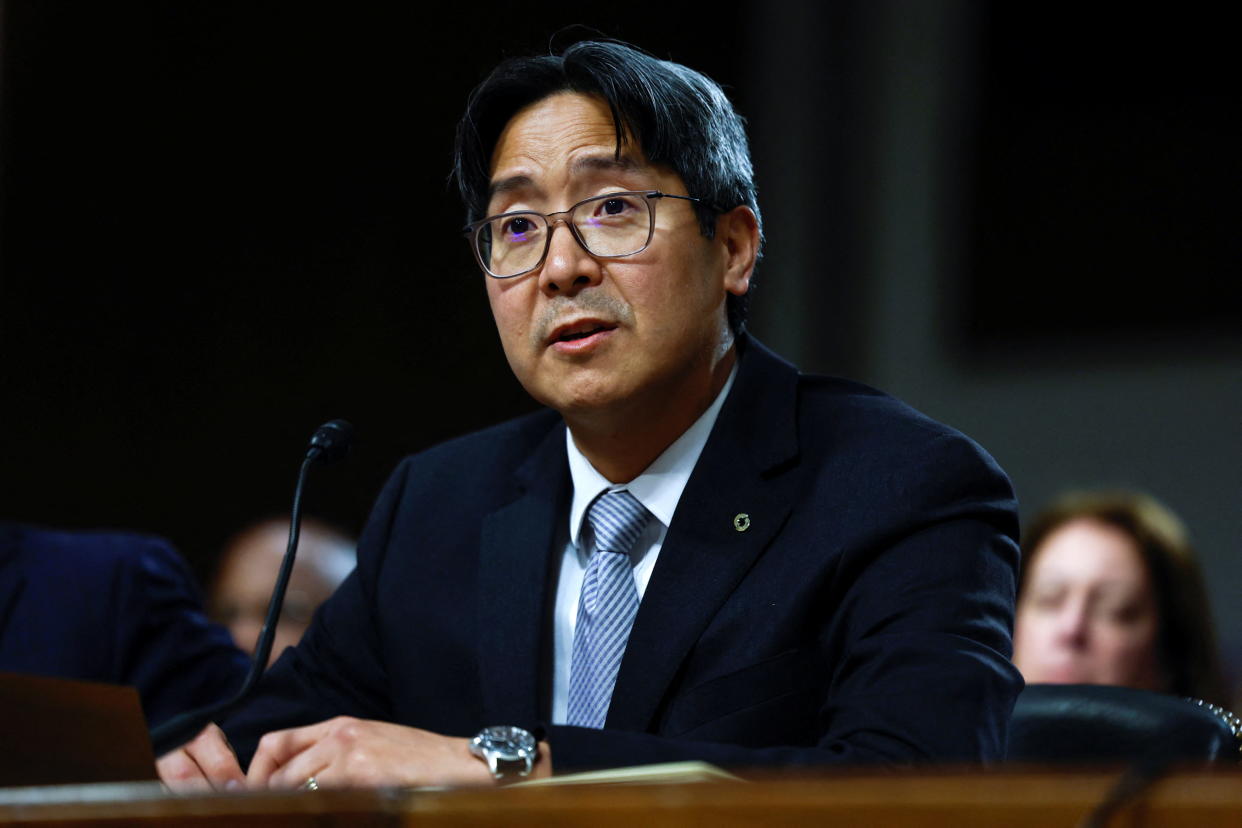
[263,742,333,791]
[186,723,246,790]
[247,718,339,786]
[159,723,244,792]
[156,749,212,793]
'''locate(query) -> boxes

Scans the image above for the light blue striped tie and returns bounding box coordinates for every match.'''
[566,490,651,729]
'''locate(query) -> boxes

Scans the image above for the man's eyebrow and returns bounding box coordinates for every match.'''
[487,175,535,202]
[569,153,644,176]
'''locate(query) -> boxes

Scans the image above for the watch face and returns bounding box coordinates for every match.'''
[475,725,536,759]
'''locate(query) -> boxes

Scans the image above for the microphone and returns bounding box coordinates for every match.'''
[307,419,353,465]
[150,419,354,757]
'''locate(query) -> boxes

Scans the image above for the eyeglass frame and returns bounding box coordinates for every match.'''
[462,190,718,279]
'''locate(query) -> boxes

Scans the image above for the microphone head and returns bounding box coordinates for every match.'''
[308,419,353,464]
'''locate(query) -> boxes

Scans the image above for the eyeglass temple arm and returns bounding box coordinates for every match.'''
[646,191,725,213]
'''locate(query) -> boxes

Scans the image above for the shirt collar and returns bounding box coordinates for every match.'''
[566,364,738,550]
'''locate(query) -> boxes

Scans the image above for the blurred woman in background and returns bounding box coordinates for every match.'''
[1012,490,1227,706]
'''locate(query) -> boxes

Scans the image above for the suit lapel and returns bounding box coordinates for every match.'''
[607,339,803,731]
[476,424,569,728]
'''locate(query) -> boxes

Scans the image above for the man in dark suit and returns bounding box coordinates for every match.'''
[159,40,1022,789]
[0,523,249,727]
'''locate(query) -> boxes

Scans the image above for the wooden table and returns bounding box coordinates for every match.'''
[2,768,1241,826]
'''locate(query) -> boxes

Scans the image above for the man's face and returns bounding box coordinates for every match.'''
[483,92,745,422]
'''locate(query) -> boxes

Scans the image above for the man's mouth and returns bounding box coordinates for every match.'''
[545,318,619,353]
[548,319,616,345]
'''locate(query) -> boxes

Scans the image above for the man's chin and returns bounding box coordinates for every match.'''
[517,356,631,411]
[532,379,633,422]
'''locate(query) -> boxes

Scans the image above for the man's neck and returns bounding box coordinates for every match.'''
[565,344,737,483]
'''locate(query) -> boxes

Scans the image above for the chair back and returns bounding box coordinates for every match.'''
[1007,683,1241,764]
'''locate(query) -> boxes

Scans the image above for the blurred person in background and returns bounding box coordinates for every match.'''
[1012,490,1227,706]
[211,517,355,666]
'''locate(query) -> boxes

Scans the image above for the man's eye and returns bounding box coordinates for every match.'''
[593,195,639,218]
[501,215,540,240]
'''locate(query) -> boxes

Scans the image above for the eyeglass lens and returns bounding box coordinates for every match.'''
[478,192,653,277]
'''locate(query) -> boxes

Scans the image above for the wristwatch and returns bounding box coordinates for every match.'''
[469,725,538,780]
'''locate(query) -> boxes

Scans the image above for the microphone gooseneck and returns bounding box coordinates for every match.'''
[149,420,353,757]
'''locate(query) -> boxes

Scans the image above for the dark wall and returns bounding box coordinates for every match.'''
[964,5,1239,356]
[0,4,750,580]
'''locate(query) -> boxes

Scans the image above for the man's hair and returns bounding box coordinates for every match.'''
[453,40,762,333]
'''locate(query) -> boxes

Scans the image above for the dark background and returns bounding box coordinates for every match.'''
[2,3,1236,594]
[966,7,1238,353]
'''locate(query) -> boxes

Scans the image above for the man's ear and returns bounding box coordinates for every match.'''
[717,205,760,297]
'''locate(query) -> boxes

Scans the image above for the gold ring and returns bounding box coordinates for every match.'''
[303,776,320,791]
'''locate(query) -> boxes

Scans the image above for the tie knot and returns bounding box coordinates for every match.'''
[586,490,651,556]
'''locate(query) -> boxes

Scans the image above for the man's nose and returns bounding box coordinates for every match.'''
[538,220,603,296]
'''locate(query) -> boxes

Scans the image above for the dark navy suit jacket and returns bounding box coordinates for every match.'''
[0,524,249,728]
[223,338,1023,770]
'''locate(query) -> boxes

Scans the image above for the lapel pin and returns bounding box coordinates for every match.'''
[733,513,751,532]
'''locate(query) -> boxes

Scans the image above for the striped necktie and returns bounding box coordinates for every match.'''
[566,489,652,728]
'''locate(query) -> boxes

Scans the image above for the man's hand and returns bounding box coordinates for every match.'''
[156,723,246,792]
[247,717,540,789]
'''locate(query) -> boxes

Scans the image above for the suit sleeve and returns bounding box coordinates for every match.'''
[111,536,251,728]
[546,432,1023,771]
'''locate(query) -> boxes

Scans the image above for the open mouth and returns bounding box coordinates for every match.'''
[549,319,616,345]
[558,324,611,342]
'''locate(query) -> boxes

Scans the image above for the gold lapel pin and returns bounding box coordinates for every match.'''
[733,513,751,532]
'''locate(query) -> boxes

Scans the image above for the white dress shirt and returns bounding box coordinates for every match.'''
[550,366,737,724]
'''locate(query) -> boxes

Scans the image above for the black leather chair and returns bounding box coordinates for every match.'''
[1007,683,1241,764]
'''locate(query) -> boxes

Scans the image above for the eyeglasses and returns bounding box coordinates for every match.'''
[463,190,709,279]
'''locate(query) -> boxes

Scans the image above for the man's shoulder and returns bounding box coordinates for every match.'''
[0,522,205,618]
[0,522,183,577]
[722,336,1008,486]
[738,337,988,456]
[378,408,564,503]
[0,524,202,651]
[788,372,1013,512]
[797,372,967,445]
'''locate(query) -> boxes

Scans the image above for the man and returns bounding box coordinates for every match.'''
[160,40,1022,790]
[0,523,248,727]
[211,517,356,666]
